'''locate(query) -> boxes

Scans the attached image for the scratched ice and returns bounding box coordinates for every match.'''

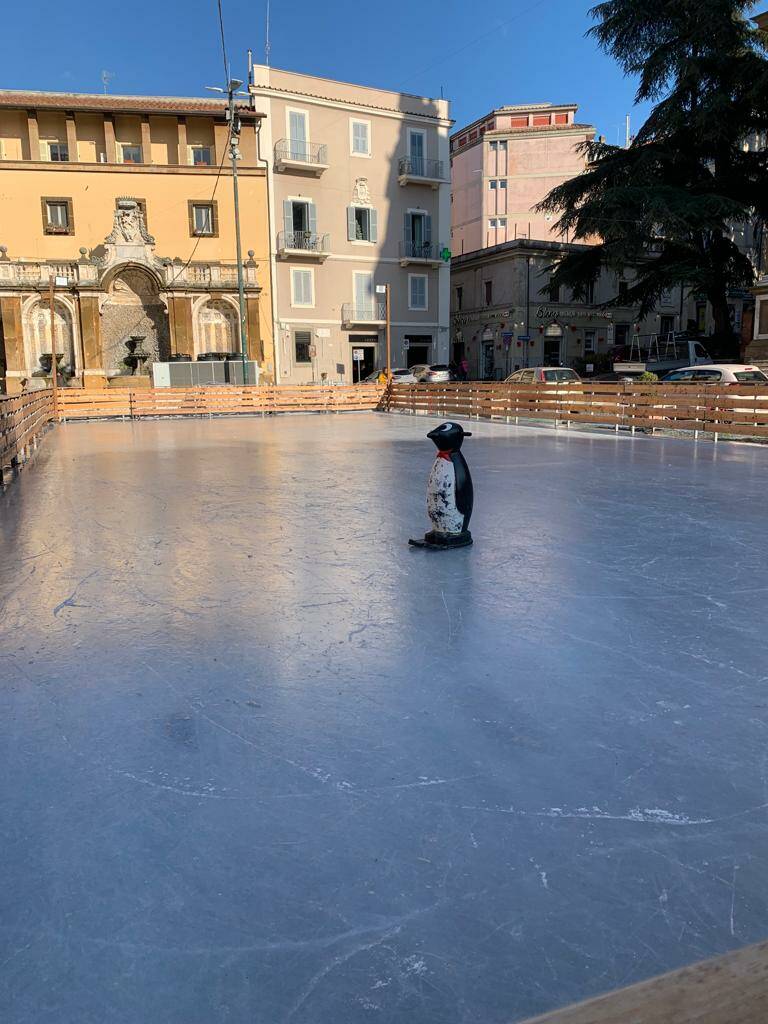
[2,413,768,1024]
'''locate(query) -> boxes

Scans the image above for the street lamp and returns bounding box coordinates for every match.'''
[206,79,250,384]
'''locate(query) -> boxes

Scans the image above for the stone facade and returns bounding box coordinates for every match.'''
[0,90,273,393]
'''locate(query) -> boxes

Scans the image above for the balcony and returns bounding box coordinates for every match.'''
[399,241,445,267]
[274,139,329,175]
[277,231,330,261]
[397,156,447,188]
[341,302,386,327]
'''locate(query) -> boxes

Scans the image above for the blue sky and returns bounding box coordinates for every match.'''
[2,0,652,140]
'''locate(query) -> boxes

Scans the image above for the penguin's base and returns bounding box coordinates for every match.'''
[409,530,473,550]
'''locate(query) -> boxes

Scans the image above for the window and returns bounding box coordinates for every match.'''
[584,280,595,304]
[121,144,142,164]
[499,141,507,151]
[660,288,674,306]
[188,201,217,237]
[409,274,428,311]
[490,141,498,152]
[191,146,213,166]
[456,286,463,311]
[618,279,629,302]
[548,279,561,302]
[489,219,497,228]
[350,119,371,156]
[511,116,527,127]
[291,268,314,307]
[498,218,507,227]
[295,331,312,363]
[499,180,507,189]
[484,280,493,305]
[41,197,73,235]
[48,142,69,162]
[584,330,596,353]
[489,180,497,190]
[347,206,378,242]
[287,108,309,160]
[459,135,467,146]
[614,323,630,346]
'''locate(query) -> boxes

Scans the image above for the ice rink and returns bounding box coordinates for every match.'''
[2,412,768,1023]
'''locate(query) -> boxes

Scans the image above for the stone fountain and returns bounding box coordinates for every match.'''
[120,335,149,376]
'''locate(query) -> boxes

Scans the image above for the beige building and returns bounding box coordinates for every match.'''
[450,103,595,255]
[451,239,686,379]
[249,66,452,382]
[0,90,274,393]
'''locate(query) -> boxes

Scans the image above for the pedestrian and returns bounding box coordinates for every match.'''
[460,357,469,381]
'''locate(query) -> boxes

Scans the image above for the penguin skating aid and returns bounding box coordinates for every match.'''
[409,422,474,550]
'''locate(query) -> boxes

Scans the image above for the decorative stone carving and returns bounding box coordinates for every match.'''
[352,177,371,205]
[106,199,155,246]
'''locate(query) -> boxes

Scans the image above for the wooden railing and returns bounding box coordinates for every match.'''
[0,389,53,481]
[519,938,768,1023]
[57,384,386,420]
[386,381,768,438]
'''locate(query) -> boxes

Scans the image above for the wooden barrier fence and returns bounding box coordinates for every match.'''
[518,937,768,1023]
[0,389,53,481]
[386,380,768,438]
[57,384,386,420]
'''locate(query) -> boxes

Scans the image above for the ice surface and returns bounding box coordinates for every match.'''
[1,413,768,1023]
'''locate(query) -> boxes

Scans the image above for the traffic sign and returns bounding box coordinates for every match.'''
[517,334,531,341]
[352,348,364,361]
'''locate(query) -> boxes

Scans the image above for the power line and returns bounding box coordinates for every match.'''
[216,0,229,83]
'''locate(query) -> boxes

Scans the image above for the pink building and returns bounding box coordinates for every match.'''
[450,103,595,255]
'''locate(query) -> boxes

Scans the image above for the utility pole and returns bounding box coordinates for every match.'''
[385,285,392,383]
[376,284,391,383]
[228,80,250,386]
[48,273,59,421]
[625,113,631,149]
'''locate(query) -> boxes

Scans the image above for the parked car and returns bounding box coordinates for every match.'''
[592,371,647,382]
[610,335,712,375]
[414,364,452,383]
[504,367,581,384]
[661,364,768,384]
[362,367,419,384]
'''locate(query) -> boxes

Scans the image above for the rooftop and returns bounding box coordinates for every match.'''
[0,89,260,118]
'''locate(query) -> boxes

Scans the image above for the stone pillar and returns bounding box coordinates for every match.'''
[140,117,152,165]
[104,116,117,164]
[78,294,106,388]
[214,122,229,167]
[246,296,263,363]
[168,296,194,357]
[66,114,78,162]
[0,296,26,394]
[26,111,40,161]
[177,117,187,166]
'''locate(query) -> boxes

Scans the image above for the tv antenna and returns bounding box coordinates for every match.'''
[265,0,271,65]
[101,70,114,94]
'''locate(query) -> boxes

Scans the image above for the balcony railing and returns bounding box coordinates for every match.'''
[274,139,329,171]
[341,302,386,324]
[0,259,258,289]
[277,231,330,257]
[398,156,445,181]
[399,240,443,263]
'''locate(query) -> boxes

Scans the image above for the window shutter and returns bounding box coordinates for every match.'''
[404,211,412,241]
[308,201,317,237]
[424,214,432,244]
[283,200,293,238]
[369,208,378,243]
[347,206,356,241]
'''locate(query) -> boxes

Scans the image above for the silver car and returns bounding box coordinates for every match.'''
[415,364,452,383]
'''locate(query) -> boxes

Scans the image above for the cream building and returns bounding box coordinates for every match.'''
[248,66,452,382]
[0,90,274,393]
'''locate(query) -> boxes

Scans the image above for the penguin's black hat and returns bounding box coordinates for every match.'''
[427,422,472,451]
